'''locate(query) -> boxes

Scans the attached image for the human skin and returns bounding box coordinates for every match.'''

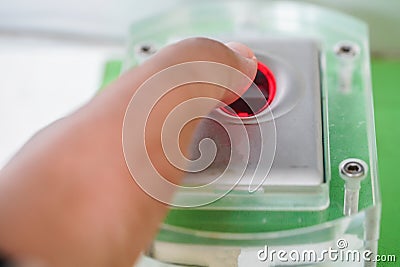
[0,38,257,267]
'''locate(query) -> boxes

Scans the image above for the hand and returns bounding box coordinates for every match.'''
[0,38,257,267]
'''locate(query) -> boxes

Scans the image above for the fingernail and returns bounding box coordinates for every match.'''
[226,42,255,59]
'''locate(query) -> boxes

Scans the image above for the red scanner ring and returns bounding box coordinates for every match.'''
[221,61,276,118]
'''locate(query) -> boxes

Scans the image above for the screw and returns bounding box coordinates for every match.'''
[334,42,359,58]
[339,159,368,189]
[136,43,157,56]
[341,161,365,178]
[339,158,368,216]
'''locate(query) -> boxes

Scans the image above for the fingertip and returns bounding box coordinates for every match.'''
[225,42,258,82]
[225,42,255,59]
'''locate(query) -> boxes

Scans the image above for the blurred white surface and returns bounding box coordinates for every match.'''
[0,0,178,41]
[0,0,399,57]
[0,35,122,168]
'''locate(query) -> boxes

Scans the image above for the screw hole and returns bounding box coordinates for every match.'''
[335,42,359,58]
[141,45,151,52]
[136,43,157,56]
[340,46,352,54]
[339,159,368,181]
[341,160,366,179]
[345,163,361,174]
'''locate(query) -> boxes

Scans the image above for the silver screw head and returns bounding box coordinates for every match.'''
[339,158,368,180]
[136,43,157,57]
[334,42,360,58]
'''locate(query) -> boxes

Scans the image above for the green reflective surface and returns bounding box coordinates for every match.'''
[371,60,400,266]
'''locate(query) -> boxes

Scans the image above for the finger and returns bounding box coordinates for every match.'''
[119,38,258,185]
[96,37,258,111]
[95,38,258,262]
[0,38,258,267]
